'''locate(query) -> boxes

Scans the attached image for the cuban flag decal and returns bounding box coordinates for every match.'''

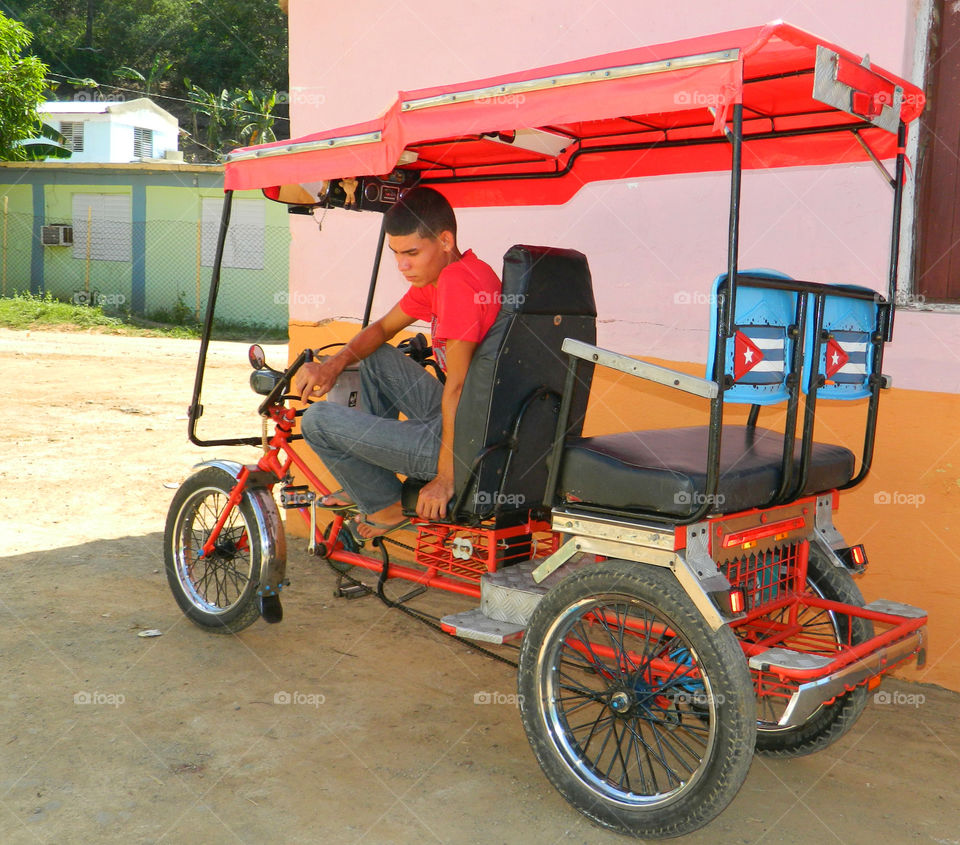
[824,330,868,384]
[824,338,849,378]
[733,327,785,384]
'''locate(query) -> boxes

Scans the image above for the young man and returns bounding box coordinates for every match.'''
[295,187,502,538]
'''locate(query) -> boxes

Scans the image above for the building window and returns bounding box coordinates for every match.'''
[133,127,153,159]
[60,121,84,152]
[201,197,265,270]
[71,193,132,262]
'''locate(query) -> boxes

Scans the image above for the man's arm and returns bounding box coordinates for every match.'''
[293,302,415,402]
[416,338,477,520]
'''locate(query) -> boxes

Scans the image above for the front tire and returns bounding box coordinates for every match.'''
[164,467,263,633]
[518,561,756,839]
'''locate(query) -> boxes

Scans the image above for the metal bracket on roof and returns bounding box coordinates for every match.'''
[400,49,740,112]
[812,45,903,134]
[225,130,383,164]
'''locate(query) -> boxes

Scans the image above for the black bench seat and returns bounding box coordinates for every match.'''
[560,425,855,518]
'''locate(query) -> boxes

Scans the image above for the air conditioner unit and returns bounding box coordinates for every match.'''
[41,224,74,246]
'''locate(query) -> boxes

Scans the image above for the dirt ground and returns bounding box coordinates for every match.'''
[1,326,958,845]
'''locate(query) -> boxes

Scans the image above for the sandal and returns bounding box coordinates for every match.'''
[317,489,357,511]
[351,514,410,541]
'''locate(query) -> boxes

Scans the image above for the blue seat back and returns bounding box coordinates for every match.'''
[801,289,877,400]
[706,270,797,405]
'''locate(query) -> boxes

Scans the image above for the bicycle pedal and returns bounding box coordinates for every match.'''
[395,585,428,604]
[280,486,315,509]
[335,583,372,599]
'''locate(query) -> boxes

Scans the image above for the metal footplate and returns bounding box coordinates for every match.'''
[750,598,927,728]
[482,560,552,624]
[748,649,834,672]
[863,598,927,618]
[439,608,526,644]
[440,557,592,644]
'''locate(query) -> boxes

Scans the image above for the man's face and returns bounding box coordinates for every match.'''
[388,231,453,288]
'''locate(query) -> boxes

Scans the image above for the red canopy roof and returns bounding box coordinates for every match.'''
[224,21,924,207]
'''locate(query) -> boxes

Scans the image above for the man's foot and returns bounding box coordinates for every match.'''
[320,489,355,509]
[354,502,407,539]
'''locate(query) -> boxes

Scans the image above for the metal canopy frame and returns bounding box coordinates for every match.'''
[188,38,911,526]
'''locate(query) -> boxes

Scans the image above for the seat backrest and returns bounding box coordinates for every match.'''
[706,270,798,405]
[801,288,878,400]
[453,245,597,516]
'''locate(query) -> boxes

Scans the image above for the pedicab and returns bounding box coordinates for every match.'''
[165,21,929,837]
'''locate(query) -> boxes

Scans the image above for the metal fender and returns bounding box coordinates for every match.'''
[191,460,288,597]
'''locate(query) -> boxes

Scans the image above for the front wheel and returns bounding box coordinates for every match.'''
[164,467,263,633]
[518,561,756,839]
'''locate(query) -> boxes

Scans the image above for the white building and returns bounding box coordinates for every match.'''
[38,98,181,163]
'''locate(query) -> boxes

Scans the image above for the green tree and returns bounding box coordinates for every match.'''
[0,12,49,160]
[234,89,277,146]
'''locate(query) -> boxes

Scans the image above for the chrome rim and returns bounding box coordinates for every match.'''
[173,487,254,615]
[538,594,718,808]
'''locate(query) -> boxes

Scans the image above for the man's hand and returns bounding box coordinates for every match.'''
[292,306,416,404]
[293,358,341,403]
[417,473,455,521]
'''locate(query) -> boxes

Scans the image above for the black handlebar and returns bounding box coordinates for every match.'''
[257,347,314,416]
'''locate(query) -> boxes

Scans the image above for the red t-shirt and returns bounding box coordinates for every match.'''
[398,249,502,372]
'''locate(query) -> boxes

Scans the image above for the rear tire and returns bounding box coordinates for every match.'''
[164,468,263,634]
[518,561,756,838]
[752,544,873,756]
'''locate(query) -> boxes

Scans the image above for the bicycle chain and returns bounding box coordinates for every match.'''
[327,533,520,669]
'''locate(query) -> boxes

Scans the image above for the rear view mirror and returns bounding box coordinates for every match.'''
[248,344,266,369]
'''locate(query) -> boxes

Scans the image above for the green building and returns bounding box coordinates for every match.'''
[0,161,290,328]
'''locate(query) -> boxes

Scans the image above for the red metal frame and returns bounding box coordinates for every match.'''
[197,401,559,600]
[196,392,924,710]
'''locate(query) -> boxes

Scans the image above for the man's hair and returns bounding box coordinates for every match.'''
[384,186,457,240]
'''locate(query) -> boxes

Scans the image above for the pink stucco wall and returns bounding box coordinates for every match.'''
[285,0,959,394]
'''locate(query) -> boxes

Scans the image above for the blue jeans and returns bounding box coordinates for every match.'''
[300,344,443,514]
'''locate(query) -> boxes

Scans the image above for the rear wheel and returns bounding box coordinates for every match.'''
[752,544,873,756]
[164,468,263,633]
[518,562,756,839]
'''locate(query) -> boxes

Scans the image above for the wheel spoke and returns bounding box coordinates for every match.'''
[538,590,725,807]
[172,483,254,615]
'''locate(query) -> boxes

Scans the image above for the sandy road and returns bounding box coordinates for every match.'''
[0,327,957,845]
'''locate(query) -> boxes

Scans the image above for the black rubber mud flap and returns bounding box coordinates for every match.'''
[259,594,283,623]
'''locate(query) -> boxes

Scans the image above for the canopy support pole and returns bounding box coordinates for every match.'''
[724,103,743,336]
[362,215,388,328]
[886,120,906,341]
[189,190,259,447]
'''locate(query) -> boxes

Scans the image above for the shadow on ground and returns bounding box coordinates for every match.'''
[0,534,957,844]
